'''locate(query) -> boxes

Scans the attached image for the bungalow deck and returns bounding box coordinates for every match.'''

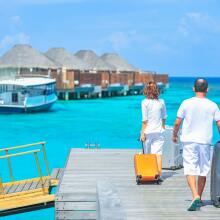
[55,149,220,220]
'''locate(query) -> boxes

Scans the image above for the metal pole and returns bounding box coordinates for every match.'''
[5,150,14,182]
[41,143,50,177]
[0,141,46,153]
[141,141,145,154]
[34,152,45,194]
[0,176,4,194]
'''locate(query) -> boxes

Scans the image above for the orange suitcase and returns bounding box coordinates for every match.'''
[134,142,160,184]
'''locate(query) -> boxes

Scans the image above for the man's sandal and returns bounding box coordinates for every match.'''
[187,198,201,211]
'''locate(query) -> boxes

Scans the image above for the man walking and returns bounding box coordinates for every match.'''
[173,78,220,211]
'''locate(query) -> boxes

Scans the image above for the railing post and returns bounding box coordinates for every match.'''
[41,143,50,176]
[5,150,14,182]
[34,152,45,194]
[0,176,4,194]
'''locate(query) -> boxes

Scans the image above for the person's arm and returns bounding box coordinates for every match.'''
[140,100,148,141]
[173,101,185,143]
[214,105,220,133]
[217,120,220,133]
[140,121,147,142]
[161,100,167,129]
[162,119,166,129]
[173,118,182,143]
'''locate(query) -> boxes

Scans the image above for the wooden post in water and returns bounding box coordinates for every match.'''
[65,92,69,101]
[76,91,80,99]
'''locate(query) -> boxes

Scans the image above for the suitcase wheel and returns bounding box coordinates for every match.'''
[136,176,141,185]
[171,166,176,171]
[156,179,161,185]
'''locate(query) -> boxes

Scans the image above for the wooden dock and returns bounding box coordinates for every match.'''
[0,168,63,215]
[0,141,63,215]
[55,149,220,220]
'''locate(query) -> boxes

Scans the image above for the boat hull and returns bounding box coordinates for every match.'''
[0,101,56,114]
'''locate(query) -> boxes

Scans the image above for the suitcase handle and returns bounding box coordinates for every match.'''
[137,139,145,154]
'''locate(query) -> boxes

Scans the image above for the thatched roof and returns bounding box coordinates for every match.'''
[75,50,116,71]
[0,44,57,69]
[45,48,89,70]
[100,53,138,71]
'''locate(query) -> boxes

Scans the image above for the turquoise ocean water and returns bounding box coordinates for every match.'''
[0,77,219,219]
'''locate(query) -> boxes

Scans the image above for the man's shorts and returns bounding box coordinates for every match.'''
[143,133,164,155]
[182,142,211,176]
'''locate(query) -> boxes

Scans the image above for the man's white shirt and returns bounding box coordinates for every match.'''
[177,97,220,144]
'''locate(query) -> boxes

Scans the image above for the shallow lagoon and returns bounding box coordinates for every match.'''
[0,77,219,219]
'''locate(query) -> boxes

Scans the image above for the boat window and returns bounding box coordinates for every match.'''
[45,83,55,95]
[8,85,14,91]
[26,85,45,96]
[0,85,8,92]
[23,83,55,96]
[21,88,28,95]
[0,85,22,93]
[12,93,18,103]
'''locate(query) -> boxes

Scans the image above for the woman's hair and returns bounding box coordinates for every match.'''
[143,81,160,99]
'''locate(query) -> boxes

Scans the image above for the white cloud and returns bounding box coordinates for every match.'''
[106,30,147,50]
[0,32,30,49]
[186,12,202,20]
[9,16,21,25]
[178,12,220,37]
[150,42,177,56]
[108,32,130,50]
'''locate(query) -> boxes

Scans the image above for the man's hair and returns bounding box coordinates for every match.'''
[194,78,208,93]
[143,81,160,99]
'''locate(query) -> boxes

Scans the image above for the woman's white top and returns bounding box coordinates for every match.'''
[141,98,167,134]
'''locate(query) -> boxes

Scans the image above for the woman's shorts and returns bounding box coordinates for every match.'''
[143,133,165,155]
[182,142,211,176]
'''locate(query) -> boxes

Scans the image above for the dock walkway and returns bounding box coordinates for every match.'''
[55,149,220,220]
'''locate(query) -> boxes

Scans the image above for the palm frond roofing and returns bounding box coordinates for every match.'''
[100,53,138,71]
[75,50,116,71]
[0,45,139,72]
[0,44,57,69]
[45,48,89,70]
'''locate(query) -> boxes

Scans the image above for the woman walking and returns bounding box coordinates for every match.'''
[140,81,167,179]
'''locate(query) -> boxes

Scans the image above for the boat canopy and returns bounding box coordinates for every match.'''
[0,77,55,87]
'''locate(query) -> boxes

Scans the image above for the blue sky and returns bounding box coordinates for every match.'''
[0,0,220,76]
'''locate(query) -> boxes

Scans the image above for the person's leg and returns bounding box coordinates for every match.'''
[143,134,152,154]
[151,133,164,176]
[198,176,206,199]
[182,143,200,200]
[186,175,200,199]
[198,144,211,200]
[156,154,162,176]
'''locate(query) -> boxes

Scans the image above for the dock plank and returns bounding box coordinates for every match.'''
[56,201,97,211]
[56,149,220,220]
[56,211,97,220]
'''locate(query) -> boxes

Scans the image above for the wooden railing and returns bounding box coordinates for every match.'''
[0,142,50,194]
